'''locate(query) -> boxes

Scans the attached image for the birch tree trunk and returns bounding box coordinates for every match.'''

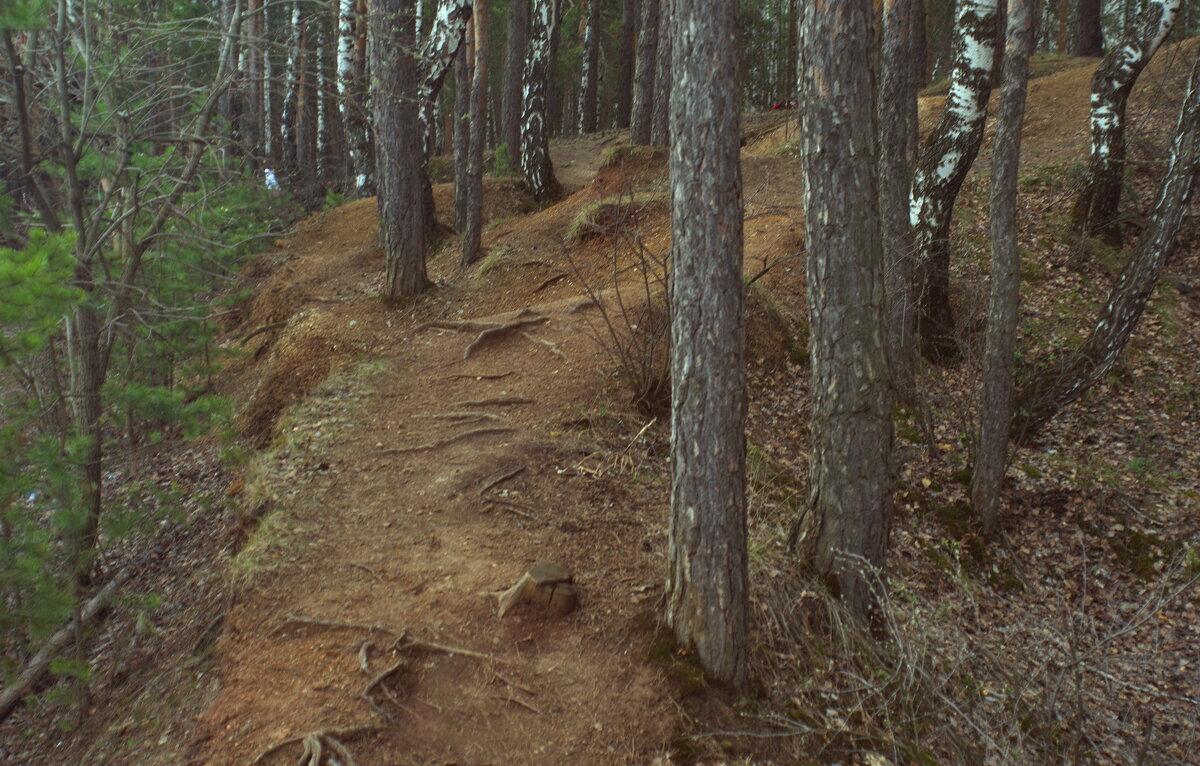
[878,0,920,395]
[281,0,303,180]
[650,0,671,146]
[371,0,432,297]
[1071,0,1181,245]
[794,0,894,624]
[503,0,530,153]
[629,0,659,145]
[462,0,488,267]
[520,0,562,201]
[1012,55,1200,442]
[666,0,748,690]
[971,0,1035,538]
[578,0,601,133]
[419,0,473,236]
[908,0,999,362]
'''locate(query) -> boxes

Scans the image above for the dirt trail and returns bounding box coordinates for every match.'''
[187,140,682,765]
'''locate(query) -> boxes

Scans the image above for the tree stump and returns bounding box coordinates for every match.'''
[497,562,577,618]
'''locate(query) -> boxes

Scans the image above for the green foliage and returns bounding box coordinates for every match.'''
[0,231,81,363]
[0,0,50,30]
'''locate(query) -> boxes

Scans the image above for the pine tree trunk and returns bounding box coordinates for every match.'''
[878,0,920,395]
[1012,55,1200,442]
[629,0,659,144]
[503,0,531,153]
[1076,0,1103,55]
[972,0,1035,538]
[520,0,562,201]
[454,38,472,231]
[578,0,601,133]
[462,0,488,267]
[282,0,302,181]
[795,0,894,624]
[909,0,999,362]
[650,0,671,146]
[613,0,637,129]
[1057,0,1069,53]
[246,0,264,165]
[370,0,432,297]
[1072,0,1181,245]
[666,0,748,690]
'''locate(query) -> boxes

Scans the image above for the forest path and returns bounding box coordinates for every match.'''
[186,138,685,765]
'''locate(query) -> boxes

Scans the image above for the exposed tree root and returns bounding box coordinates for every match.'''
[463,316,549,359]
[479,465,526,495]
[445,371,515,380]
[249,725,379,765]
[520,330,567,359]
[450,396,533,407]
[239,320,288,344]
[376,426,515,454]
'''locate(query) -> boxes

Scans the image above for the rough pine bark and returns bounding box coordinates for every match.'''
[878,0,920,395]
[1076,0,1103,56]
[370,0,432,296]
[462,0,488,267]
[908,0,999,361]
[1072,0,1181,244]
[795,0,894,623]
[1012,55,1200,442]
[578,0,601,133]
[629,0,659,144]
[454,37,472,231]
[666,0,748,689]
[520,0,562,201]
[613,0,637,129]
[971,0,1034,538]
[650,0,671,146]
[503,0,531,153]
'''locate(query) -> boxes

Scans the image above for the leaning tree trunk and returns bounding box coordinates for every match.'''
[666,0,748,690]
[971,0,1035,539]
[503,0,530,153]
[629,0,659,145]
[370,0,432,297]
[419,0,473,236]
[578,0,601,133]
[613,0,637,129]
[909,0,999,362]
[878,0,921,396]
[462,0,488,267]
[795,0,894,625]
[520,0,562,201]
[1072,0,1181,245]
[1012,54,1200,443]
[650,0,671,146]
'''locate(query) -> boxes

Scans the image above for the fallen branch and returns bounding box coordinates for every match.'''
[463,316,548,360]
[495,694,543,714]
[376,427,515,455]
[520,331,567,359]
[445,371,515,380]
[413,411,502,421]
[479,466,526,495]
[531,273,568,293]
[450,396,532,407]
[276,613,401,637]
[485,499,541,522]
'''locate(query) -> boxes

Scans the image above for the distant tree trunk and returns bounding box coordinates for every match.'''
[909,0,999,362]
[629,0,659,144]
[1072,0,1181,245]
[353,0,375,194]
[520,0,562,201]
[578,0,601,133]
[1057,0,1069,53]
[1012,55,1200,442]
[370,0,432,297]
[281,0,303,181]
[296,10,317,191]
[420,0,473,236]
[503,0,531,153]
[794,0,894,624]
[878,0,920,395]
[220,0,241,162]
[337,0,359,187]
[613,0,637,129]
[246,0,264,165]
[1076,0,1103,55]
[454,38,472,231]
[972,0,1035,538]
[650,0,671,145]
[666,0,748,690]
[462,0,488,267]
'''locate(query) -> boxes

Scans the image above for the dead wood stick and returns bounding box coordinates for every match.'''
[358,641,374,673]
[463,317,549,360]
[492,672,537,696]
[451,396,533,407]
[520,331,567,359]
[250,725,380,765]
[363,658,406,698]
[413,411,502,421]
[480,466,526,495]
[531,273,568,293]
[415,319,503,333]
[494,694,543,714]
[406,637,506,663]
[277,613,400,637]
[376,427,515,455]
[239,320,288,344]
[445,371,515,380]
[348,562,385,583]
[485,499,541,522]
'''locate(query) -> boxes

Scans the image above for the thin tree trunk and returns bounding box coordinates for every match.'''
[462,0,488,267]
[972,0,1035,538]
[613,0,637,129]
[908,0,999,362]
[282,0,302,181]
[246,0,264,165]
[371,0,432,297]
[578,0,601,133]
[794,0,894,625]
[1057,0,1069,53]
[520,0,562,201]
[629,0,659,144]
[1012,55,1200,442]
[503,0,531,153]
[454,37,472,231]
[1071,0,1181,245]
[666,0,748,690]
[650,0,671,145]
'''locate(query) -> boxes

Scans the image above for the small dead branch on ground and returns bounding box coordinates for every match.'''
[375,427,515,455]
[451,396,533,407]
[479,465,526,495]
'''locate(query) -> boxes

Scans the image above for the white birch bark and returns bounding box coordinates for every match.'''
[520,0,562,201]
